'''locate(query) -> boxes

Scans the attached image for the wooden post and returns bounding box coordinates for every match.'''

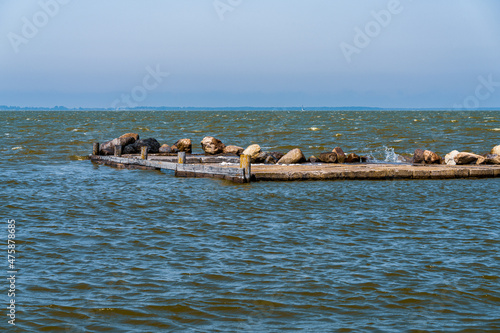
[92,142,100,156]
[114,145,122,157]
[240,154,251,182]
[178,152,186,164]
[141,146,148,160]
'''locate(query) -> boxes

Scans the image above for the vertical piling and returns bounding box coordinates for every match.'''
[178,152,186,164]
[141,146,148,160]
[92,142,100,156]
[240,154,251,182]
[114,145,122,157]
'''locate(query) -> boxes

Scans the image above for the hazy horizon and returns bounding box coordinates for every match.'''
[1,0,500,109]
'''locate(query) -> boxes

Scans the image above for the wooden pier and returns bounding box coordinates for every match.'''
[90,148,500,183]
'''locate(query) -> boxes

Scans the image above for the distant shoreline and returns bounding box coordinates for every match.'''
[1,106,500,112]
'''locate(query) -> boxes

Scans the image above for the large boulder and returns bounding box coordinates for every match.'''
[223,145,244,156]
[491,145,500,155]
[332,147,346,163]
[455,152,483,165]
[413,149,425,164]
[318,152,338,163]
[100,133,139,155]
[242,144,261,160]
[123,138,161,154]
[172,139,192,153]
[345,153,360,163]
[424,150,441,164]
[159,144,172,154]
[278,148,306,164]
[201,136,225,155]
[445,150,460,165]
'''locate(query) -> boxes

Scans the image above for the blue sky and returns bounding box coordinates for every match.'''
[1,0,499,108]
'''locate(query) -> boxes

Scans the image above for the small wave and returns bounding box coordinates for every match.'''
[335,133,343,137]
[309,127,320,131]
[12,146,23,150]
[368,146,404,164]
[489,128,500,131]
[451,120,458,123]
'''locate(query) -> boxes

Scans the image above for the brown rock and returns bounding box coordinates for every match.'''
[345,153,361,163]
[332,147,346,163]
[242,144,261,159]
[318,152,338,163]
[100,133,140,155]
[201,136,224,155]
[173,139,192,153]
[424,150,441,164]
[413,149,425,164]
[491,145,500,155]
[277,148,306,164]
[455,152,483,165]
[159,144,172,154]
[223,145,244,156]
[308,155,318,163]
[478,154,500,165]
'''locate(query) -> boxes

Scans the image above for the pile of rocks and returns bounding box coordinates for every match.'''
[412,145,500,165]
[98,133,499,166]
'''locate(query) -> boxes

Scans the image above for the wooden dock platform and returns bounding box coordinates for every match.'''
[90,152,500,183]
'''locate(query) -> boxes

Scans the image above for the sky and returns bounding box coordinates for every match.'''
[1,0,500,109]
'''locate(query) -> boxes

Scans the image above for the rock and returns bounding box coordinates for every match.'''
[332,147,346,163]
[173,139,192,153]
[455,152,483,165]
[476,154,500,165]
[267,152,284,161]
[413,149,425,164]
[318,152,338,163]
[242,144,261,160]
[491,145,500,155]
[445,150,460,165]
[360,156,370,163]
[100,133,139,155]
[123,138,161,154]
[308,155,318,163]
[424,150,441,164]
[397,154,413,163]
[201,137,224,155]
[159,144,172,154]
[254,152,269,164]
[345,153,361,163]
[278,148,306,164]
[264,155,278,164]
[223,145,244,156]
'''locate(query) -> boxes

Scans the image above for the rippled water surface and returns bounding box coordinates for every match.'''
[1,111,499,332]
